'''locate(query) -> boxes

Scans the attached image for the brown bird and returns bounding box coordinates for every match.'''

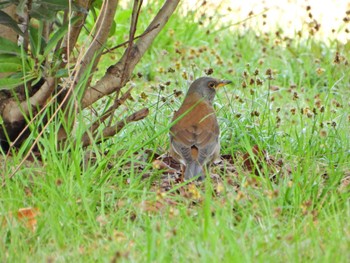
[169,77,232,181]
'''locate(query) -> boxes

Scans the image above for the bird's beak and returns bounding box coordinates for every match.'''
[216,79,232,88]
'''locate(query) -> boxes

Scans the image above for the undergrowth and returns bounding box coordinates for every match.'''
[1,2,350,262]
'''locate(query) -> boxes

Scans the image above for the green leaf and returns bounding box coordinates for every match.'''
[30,0,83,20]
[30,5,58,20]
[55,68,68,78]
[109,20,116,37]
[0,1,17,9]
[0,77,24,90]
[0,54,22,63]
[0,62,23,73]
[39,0,69,10]
[0,10,23,36]
[0,55,31,72]
[0,71,37,90]
[43,16,79,57]
[29,23,46,56]
[0,36,21,55]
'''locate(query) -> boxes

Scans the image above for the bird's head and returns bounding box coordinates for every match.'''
[187,77,232,103]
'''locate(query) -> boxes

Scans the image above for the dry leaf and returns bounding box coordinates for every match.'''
[17,207,40,231]
[2,207,40,231]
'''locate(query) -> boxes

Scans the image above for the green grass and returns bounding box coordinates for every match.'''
[1,2,350,262]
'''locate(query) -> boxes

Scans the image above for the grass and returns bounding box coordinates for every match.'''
[1,2,350,262]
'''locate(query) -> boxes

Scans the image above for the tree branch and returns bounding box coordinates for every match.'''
[2,78,55,123]
[101,24,159,55]
[121,0,143,83]
[82,107,149,147]
[75,0,118,82]
[81,87,133,142]
[81,0,180,108]
[62,0,91,57]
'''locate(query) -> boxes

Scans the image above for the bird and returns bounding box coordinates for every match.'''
[169,76,231,181]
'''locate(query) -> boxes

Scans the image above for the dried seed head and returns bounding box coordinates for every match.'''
[256,78,263,86]
[140,92,148,100]
[265,68,272,76]
[334,52,341,64]
[293,92,299,100]
[320,129,328,138]
[173,90,182,97]
[243,70,249,78]
[251,110,260,117]
[315,99,321,108]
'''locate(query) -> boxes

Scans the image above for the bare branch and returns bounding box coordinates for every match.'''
[121,0,143,83]
[82,108,149,147]
[2,78,55,123]
[81,0,180,108]
[82,87,133,140]
[101,24,159,55]
[62,0,92,56]
[75,0,118,82]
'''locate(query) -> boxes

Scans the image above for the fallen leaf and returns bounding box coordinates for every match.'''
[17,207,40,231]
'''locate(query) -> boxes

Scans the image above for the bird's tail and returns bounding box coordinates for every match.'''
[185,162,204,181]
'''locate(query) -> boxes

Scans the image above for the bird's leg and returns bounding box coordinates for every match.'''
[180,164,185,182]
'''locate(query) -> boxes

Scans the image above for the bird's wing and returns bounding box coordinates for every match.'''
[170,134,194,163]
[170,99,219,164]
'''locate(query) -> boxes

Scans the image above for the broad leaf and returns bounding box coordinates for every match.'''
[0,55,31,73]
[0,36,21,55]
[0,77,25,90]
[0,10,23,36]
[0,72,37,90]
[0,62,23,72]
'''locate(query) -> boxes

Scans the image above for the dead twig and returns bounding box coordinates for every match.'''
[81,87,133,143]
[101,24,159,55]
[82,107,149,147]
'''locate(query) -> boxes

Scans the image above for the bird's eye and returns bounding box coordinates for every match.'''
[208,81,216,88]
